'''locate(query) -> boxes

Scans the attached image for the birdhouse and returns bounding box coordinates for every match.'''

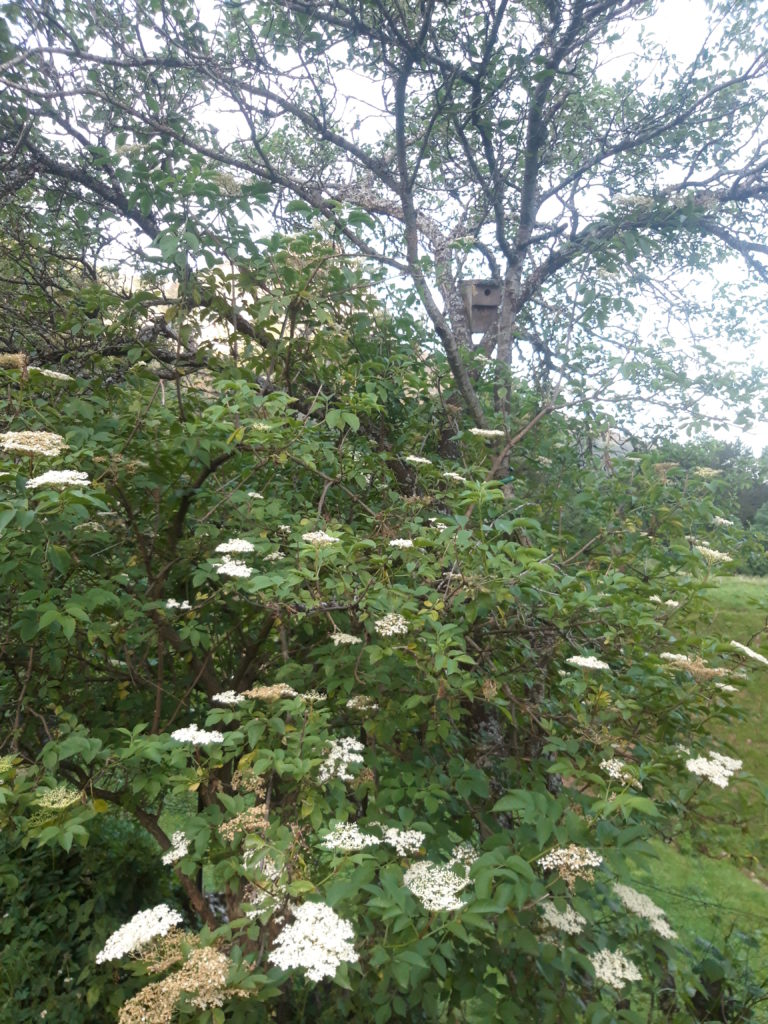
[460,279,501,334]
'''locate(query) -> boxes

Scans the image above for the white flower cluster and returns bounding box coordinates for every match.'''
[730,640,768,666]
[405,455,431,465]
[212,690,246,706]
[95,904,183,963]
[566,655,610,671]
[31,367,74,381]
[332,632,361,646]
[247,491,264,499]
[374,612,408,637]
[442,471,467,483]
[649,595,679,608]
[0,430,67,456]
[712,515,735,526]
[302,530,339,547]
[540,899,587,935]
[317,737,365,783]
[660,652,692,665]
[381,827,425,856]
[589,948,642,989]
[468,427,504,438]
[600,758,638,787]
[538,845,603,884]
[428,518,447,532]
[346,695,378,712]
[403,850,473,912]
[26,470,90,490]
[300,690,326,703]
[215,538,255,554]
[263,550,285,561]
[388,538,414,549]
[170,725,225,745]
[165,598,191,610]
[686,750,743,788]
[321,823,383,851]
[269,902,358,981]
[694,544,732,564]
[612,883,677,939]
[162,831,190,865]
[716,682,738,693]
[214,558,252,578]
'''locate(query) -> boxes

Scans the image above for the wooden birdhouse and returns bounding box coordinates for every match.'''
[460,279,501,334]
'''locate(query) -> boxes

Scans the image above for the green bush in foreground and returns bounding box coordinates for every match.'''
[0,263,765,1023]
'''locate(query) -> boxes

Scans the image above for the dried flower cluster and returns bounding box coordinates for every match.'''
[0,430,67,456]
[589,948,642,989]
[26,469,90,489]
[612,883,677,939]
[269,902,359,981]
[537,845,603,887]
[219,804,269,842]
[96,904,184,964]
[317,737,365,783]
[242,683,298,700]
[685,750,743,788]
[540,899,587,935]
[374,612,409,637]
[117,946,247,1024]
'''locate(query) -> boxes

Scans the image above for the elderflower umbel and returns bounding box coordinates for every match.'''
[468,427,505,438]
[332,632,361,646]
[212,690,247,706]
[263,550,285,561]
[215,538,255,554]
[590,948,642,989]
[321,822,383,852]
[170,725,225,745]
[566,655,610,671]
[374,612,408,637]
[403,856,472,912]
[381,827,425,856]
[730,640,768,666]
[162,831,190,866]
[26,470,90,490]
[302,530,339,547]
[247,491,264,499]
[388,538,414,549]
[442,471,468,483]
[165,598,191,610]
[712,515,735,526]
[269,902,358,982]
[95,904,183,963]
[612,883,677,939]
[300,690,326,703]
[686,751,742,788]
[694,544,732,565]
[538,845,603,886]
[214,557,252,578]
[600,758,638,787]
[405,455,431,465]
[0,430,67,456]
[346,695,378,712]
[317,737,365,783]
[540,899,587,935]
[31,367,74,381]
